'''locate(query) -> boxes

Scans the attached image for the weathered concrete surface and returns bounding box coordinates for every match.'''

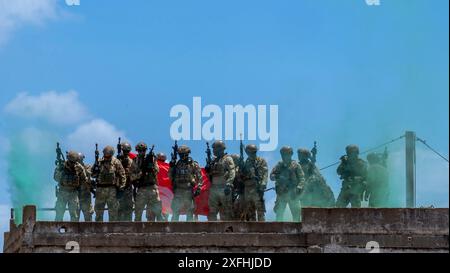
[4,206,449,253]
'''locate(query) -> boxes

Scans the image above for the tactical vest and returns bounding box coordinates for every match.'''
[59,168,80,188]
[210,155,229,177]
[135,157,157,187]
[173,159,197,189]
[98,160,117,186]
[120,157,133,187]
[242,159,260,187]
[276,161,298,187]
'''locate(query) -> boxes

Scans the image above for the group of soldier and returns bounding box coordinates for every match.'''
[53,139,389,222]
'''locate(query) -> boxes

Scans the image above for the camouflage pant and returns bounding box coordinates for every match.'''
[118,187,134,221]
[78,188,93,222]
[243,185,265,222]
[336,183,363,208]
[274,190,301,222]
[95,186,119,222]
[171,189,194,221]
[368,190,389,208]
[135,185,163,222]
[55,188,79,222]
[208,185,233,221]
[233,194,246,220]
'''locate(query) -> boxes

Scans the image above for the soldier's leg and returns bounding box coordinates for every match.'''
[55,191,68,221]
[148,186,163,221]
[274,195,288,221]
[335,189,350,208]
[288,199,301,222]
[106,187,119,221]
[94,188,107,222]
[119,187,133,221]
[80,191,93,222]
[207,188,220,221]
[67,190,80,222]
[221,191,234,221]
[171,193,181,222]
[185,193,195,221]
[350,193,362,208]
[134,187,146,221]
[255,194,266,222]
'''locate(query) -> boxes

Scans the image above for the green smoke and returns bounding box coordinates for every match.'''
[7,128,57,223]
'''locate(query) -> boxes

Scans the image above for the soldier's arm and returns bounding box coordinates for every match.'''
[296,164,305,188]
[270,164,279,181]
[194,162,203,187]
[129,160,141,181]
[259,159,269,188]
[336,162,345,176]
[152,158,159,174]
[116,160,127,189]
[53,166,62,183]
[168,165,174,181]
[76,164,89,188]
[224,156,235,185]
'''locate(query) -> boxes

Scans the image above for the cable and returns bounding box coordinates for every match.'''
[416,137,449,163]
[319,134,405,171]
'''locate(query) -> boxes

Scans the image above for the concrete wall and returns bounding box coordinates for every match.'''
[4,206,449,253]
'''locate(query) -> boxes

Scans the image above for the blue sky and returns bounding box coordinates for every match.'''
[0,0,448,249]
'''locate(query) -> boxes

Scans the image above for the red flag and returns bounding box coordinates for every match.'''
[155,161,211,216]
[128,152,137,160]
[156,160,174,214]
[194,169,210,216]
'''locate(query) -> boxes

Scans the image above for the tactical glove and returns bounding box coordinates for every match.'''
[224,183,232,196]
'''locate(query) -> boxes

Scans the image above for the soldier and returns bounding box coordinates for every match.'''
[53,151,88,222]
[77,152,94,221]
[365,153,389,207]
[169,145,203,221]
[230,154,246,220]
[205,140,236,221]
[336,145,368,208]
[130,142,162,221]
[117,142,134,221]
[270,146,305,222]
[157,153,167,163]
[92,146,126,222]
[240,145,268,221]
[297,148,335,208]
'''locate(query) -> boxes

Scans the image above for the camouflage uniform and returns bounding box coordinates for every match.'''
[230,154,246,221]
[270,146,305,222]
[53,151,88,222]
[78,163,94,221]
[336,145,368,208]
[366,153,389,208]
[169,145,203,221]
[130,150,162,221]
[298,149,335,208]
[93,147,126,222]
[206,141,236,221]
[241,145,268,221]
[117,142,134,221]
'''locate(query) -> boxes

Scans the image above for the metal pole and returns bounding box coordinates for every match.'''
[405,131,416,208]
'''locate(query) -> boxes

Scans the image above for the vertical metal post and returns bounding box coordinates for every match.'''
[405,131,416,208]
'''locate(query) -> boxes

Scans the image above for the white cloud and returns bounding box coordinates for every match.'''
[4,90,90,125]
[66,119,127,158]
[0,0,59,45]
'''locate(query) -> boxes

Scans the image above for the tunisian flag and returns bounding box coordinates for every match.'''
[156,160,210,216]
